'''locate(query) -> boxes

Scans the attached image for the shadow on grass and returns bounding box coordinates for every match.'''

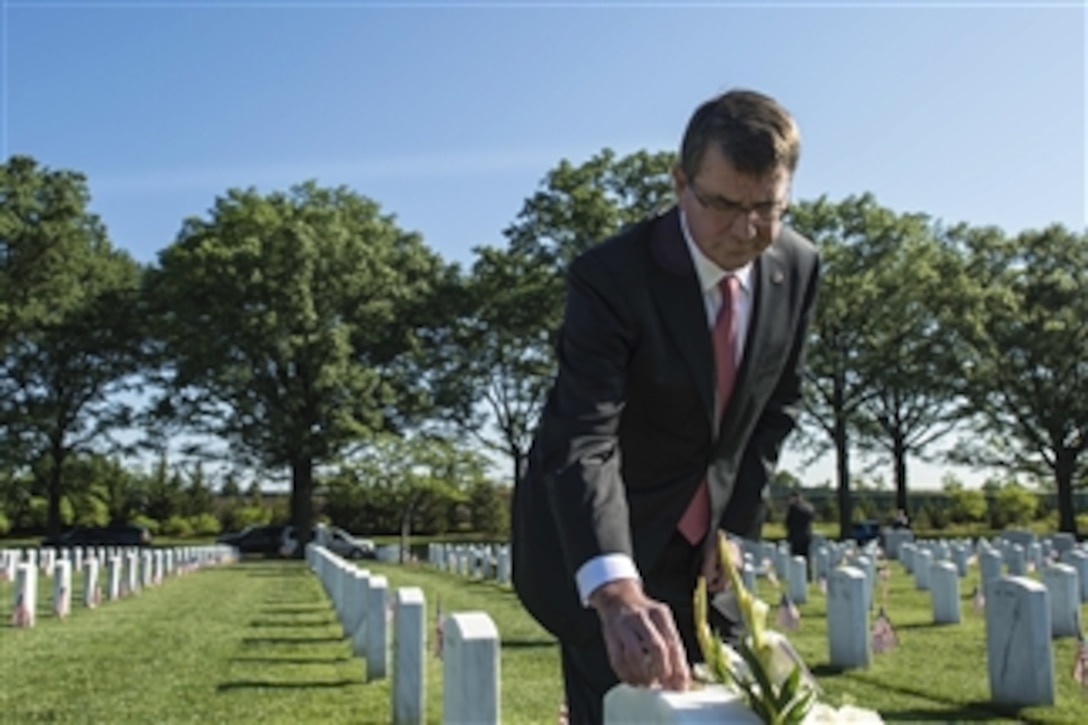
[216,679,360,691]
[242,636,345,645]
[261,606,329,615]
[880,705,1028,723]
[811,666,1031,724]
[246,570,312,579]
[249,618,337,628]
[230,656,354,665]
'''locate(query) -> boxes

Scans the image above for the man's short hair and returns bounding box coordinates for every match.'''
[680,89,801,180]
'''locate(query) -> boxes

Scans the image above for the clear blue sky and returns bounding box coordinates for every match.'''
[4,0,1085,489]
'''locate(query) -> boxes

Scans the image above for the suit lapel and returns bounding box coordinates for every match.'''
[648,209,716,429]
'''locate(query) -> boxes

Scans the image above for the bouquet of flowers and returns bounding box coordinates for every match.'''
[693,532,818,725]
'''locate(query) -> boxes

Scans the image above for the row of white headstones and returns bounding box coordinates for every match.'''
[3,545,237,627]
[306,543,501,725]
[411,532,1088,720]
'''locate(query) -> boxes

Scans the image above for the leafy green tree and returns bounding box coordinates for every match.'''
[0,157,144,539]
[0,156,104,350]
[189,512,221,537]
[145,182,452,552]
[788,195,892,537]
[990,480,1040,529]
[324,433,478,556]
[142,453,186,525]
[789,194,975,535]
[181,463,215,518]
[848,220,973,512]
[467,480,509,537]
[429,149,675,485]
[942,477,988,524]
[950,224,1088,533]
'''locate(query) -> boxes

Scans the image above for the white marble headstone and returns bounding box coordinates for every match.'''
[442,612,500,725]
[83,558,101,608]
[107,556,122,600]
[979,548,1003,591]
[930,560,960,624]
[392,587,425,725]
[828,566,870,669]
[604,683,760,724]
[913,549,933,591]
[1059,549,1088,602]
[351,569,371,658]
[366,575,389,682]
[787,556,808,604]
[53,559,72,618]
[900,543,916,574]
[985,576,1054,706]
[1005,544,1027,577]
[1042,563,1079,638]
[12,563,37,627]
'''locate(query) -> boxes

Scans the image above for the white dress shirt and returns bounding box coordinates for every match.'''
[574,209,754,604]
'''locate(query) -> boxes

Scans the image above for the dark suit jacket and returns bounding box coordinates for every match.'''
[512,207,820,644]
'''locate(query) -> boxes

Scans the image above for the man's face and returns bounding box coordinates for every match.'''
[673,145,791,271]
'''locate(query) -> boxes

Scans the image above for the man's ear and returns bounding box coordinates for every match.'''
[671,165,687,196]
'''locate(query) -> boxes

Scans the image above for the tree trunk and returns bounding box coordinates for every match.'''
[893,434,908,514]
[47,460,63,542]
[290,457,314,559]
[399,499,415,564]
[512,448,526,487]
[1056,448,1077,535]
[835,411,852,541]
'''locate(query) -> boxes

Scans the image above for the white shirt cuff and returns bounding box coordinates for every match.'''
[575,553,641,606]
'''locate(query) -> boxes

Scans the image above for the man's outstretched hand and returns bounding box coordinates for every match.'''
[588,579,691,691]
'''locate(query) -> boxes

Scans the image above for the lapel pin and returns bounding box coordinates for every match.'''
[772,270,785,284]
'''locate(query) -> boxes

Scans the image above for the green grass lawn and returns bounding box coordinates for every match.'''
[2,553,1088,723]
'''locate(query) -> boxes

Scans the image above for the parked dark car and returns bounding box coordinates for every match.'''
[851,520,881,545]
[42,524,152,548]
[217,524,287,556]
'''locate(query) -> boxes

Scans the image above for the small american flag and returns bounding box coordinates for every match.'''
[1074,632,1088,688]
[1026,560,1036,574]
[12,593,31,628]
[433,598,444,659]
[871,606,899,653]
[971,585,985,615]
[776,593,800,631]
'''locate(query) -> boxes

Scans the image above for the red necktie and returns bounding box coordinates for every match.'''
[678,275,739,544]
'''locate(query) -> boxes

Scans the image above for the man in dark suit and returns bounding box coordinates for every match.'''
[511,88,820,723]
[785,490,816,560]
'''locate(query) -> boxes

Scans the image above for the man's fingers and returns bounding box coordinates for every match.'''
[600,601,682,687]
[647,604,690,690]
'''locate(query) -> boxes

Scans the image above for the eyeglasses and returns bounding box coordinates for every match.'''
[689,179,788,224]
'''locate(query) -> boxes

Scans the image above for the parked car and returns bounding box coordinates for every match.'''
[851,520,881,545]
[42,524,152,548]
[280,524,375,559]
[219,524,288,556]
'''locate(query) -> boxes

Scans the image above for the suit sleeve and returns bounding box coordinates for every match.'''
[540,250,637,579]
[730,252,821,539]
